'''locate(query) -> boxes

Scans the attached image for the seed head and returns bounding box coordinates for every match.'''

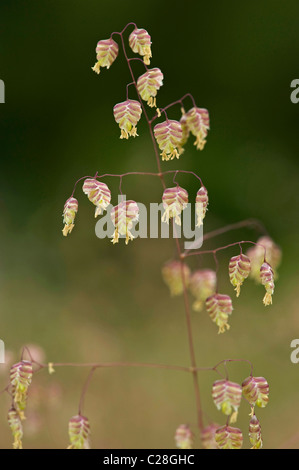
[212,379,242,423]
[92,38,119,74]
[195,186,209,227]
[137,68,164,108]
[201,423,220,449]
[113,100,142,139]
[229,254,251,297]
[8,408,23,449]
[189,269,216,311]
[162,260,191,296]
[110,200,139,245]
[260,262,274,306]
[154,120,183,161]
[62,197,78,236]
[249,414,263,449]
[128,27,152,65]
[10,360,33,419]
[205,293,233,334]
[82,179,111,218]
[215,425,243,449]
[67,414,90,449]
[242,376,269,409]
[161,186,188,226]
[174,424,193,449]
[183,107,210,150]
[246,236,281,281]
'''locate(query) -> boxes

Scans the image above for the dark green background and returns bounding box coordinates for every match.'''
[0,0,298,449]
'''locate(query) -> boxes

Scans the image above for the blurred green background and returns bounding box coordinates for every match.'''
[0,0,299,449]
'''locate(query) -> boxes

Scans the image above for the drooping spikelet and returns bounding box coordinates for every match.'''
[91,38,119,75]
[113,100,142,139]
[260,262,275,306]
[10,361,33,419]
[67,414,90,449]
[215,425,243,449]
[154,120,183,161]
[189,269,216,311]
[246,236,282,281]
[174,424,193,449]
[82,179,111,218]
[249,414,263,449]
[8,408,23,449]
[128,27,152,65]
[183,107,210,150]
[162,260,191,296]
[195,186,209,227]
[161,186,188,225]
[205,293,233,334]
[137,68,164,108]
[201,423,220,449]
[212,379,242,423]
[229,254,251,297]
[62,197,78,237]
[110,200,139,245]
[242,376,269,409]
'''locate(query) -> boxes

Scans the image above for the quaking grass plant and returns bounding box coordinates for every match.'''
[2,23,282,450]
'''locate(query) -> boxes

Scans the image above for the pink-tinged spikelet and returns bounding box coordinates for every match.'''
[8,408,23,449]
[205,293,233,334]
[82,179,111,218]
[201,423,220,449]
[10,361,33,419]
[212,379,242,423]
[110,200,139,245]
[246,236,282,281]
[183,107,210,150]
[260,262,274,306]
[162,186,188,226]
[67,415,90,449]
[137,68,164,108]
[154,120,183,161]
[189,269,217,312]
[195,186,209,227]
[113,100,142,139]
[249,414,263,449]
[215,425,243,449]
[91,38,119,74]
[129,27,152,65]
[162,260,191,296]
[62,197,78,237]
[174,424,193,449]
[242,376,269,409]
[229,254,251,297]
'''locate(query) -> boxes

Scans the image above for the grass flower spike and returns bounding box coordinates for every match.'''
[249,414,263,449]
[205,293,233,333]
[110,200,139,244]
[129,27,152,65]
[201,423,220,449]
[162,260,191,296]
[113,100,142,139]
[8,408,23,449]
[92,38,119,74]
[67,415,90,449]
[189,269,216,311]
[242,376,269,409]
[154,120,183,161]
[246,236,281,281]
[82,179,111,218]
[161,186,188,225]
[174,424,193,449]
[229,253,251,297]
[62,197,78,236]
[260,262,275,306]
[212,379,242,423]
[137,68,164,108]
[184,107,210,150]
[195,186,209,227]
[215,425,243,449]
[10,360,33,419]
